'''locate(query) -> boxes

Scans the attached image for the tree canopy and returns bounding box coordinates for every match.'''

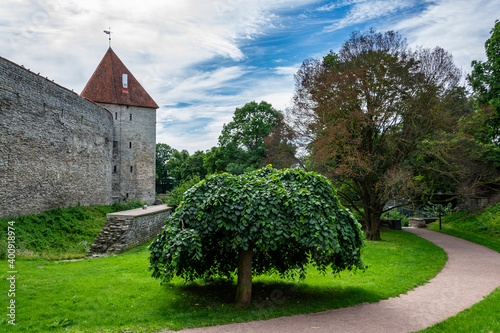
[290,29,462,240]
[156,143,175,193]
[468,20,500,144]
[215,101,282,174]
[149,166,365,306]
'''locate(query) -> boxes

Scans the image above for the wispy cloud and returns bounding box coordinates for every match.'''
[322,0,417,32]
[1,0,498,153]
[389,0,500,72]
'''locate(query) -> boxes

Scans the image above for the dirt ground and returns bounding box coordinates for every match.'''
[159,228,500,333]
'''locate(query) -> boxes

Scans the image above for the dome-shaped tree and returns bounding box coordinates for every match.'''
[149,166,365,306]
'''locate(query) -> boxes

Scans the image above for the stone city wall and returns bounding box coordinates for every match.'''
[0,56,114,218]
[87,204,171,256]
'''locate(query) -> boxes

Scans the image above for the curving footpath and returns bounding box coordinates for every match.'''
[162,228,500,333]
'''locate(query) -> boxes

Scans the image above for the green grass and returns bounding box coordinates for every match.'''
[427,202,500,253]
[0,201,146,260]
[417,203,500,333]
[0,230,446,332]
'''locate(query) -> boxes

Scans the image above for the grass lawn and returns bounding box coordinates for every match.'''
[0,230,446,333]
[0,201,146,260]
[417,202,500,333]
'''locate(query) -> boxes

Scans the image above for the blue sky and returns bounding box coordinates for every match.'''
[1,0,499,152]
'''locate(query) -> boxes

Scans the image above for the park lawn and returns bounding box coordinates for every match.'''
[0,230,445,332]
[417,203,500,333]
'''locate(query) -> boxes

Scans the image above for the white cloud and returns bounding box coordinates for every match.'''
[3,0,496,154]
[323,0,415,32]
[389,0,499,73]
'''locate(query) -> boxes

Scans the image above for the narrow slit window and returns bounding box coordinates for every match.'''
[114,112,118,120]
[129,113,133,121]
[113,165,117,173]
[129,142,132,149]
[122,74,129,93]
[130,166,133,173]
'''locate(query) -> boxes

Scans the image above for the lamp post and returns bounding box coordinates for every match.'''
[439,209,442,231]
[437,189,443,231]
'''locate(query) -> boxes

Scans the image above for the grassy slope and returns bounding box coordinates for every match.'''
[0,231,446,333]
[418,203,500,333]
[427,202,500,253]
[0,201,145,260]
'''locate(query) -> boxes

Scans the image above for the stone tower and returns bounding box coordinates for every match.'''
[81,48,158,203]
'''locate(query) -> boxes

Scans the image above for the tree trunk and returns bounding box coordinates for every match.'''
[365,206,383,241]
[235,248,253,307]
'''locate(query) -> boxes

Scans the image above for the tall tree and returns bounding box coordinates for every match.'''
[149,166,365,306]
[166,149,208,185]
[218,101,281,173]
[165,149,190,184]
[468,20,500,144]
[291,30,461,240]
[156,143,174,193]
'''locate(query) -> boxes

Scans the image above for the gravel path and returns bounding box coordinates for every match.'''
[160,228,500,333]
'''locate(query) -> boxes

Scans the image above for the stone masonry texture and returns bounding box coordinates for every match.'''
[0,57,114,218]
[102,103,156,204]
[87,204,171,256]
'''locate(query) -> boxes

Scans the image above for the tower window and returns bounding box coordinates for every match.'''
[129,142,132,149]
[129,113,133,121]
[130,166,133,173]
[113,165,117,173]
[114,112,118,120]
[122,74,129,93]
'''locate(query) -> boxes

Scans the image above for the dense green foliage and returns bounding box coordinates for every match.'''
[149,166,365,287]
[217,101,280,174]
[468,20,500,144]
[0,200,145,260]
[156,145,208,193]
[155,143,175,193]
[1,231,446,332]
[167,149,207,184]
[411,133,500,200]
[155,101,296,190]
[164,175,201,208]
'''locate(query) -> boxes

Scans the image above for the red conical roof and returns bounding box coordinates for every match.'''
[81,48,158,109]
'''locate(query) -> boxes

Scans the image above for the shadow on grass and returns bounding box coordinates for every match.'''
[161,279,379,314]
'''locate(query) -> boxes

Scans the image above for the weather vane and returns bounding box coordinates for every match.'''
[103,27,112,47]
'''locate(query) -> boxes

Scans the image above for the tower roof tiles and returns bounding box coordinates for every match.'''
[81,48,158,109]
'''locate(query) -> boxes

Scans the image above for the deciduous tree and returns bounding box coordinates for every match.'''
[218,101,281,173]
[290,30,461,240]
